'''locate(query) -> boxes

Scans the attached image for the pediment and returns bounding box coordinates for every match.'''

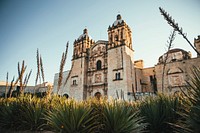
[167,67,183,75]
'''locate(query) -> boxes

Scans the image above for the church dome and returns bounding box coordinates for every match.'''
[109,14,125,28]
[77,28,92,41]
[158,48,191,64]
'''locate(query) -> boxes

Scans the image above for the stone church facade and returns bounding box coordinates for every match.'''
[53,14,200,100]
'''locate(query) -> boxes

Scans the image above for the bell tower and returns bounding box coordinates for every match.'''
[73,28,94,60]
[67,29,94,100]
[108,14,132,50]
[107,14,135,100]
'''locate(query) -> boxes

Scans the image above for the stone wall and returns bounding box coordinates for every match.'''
[142,67,155,92]
[53,70,69,94]
[155,57,200,94]
[86,41,108,98]
[107,45,134,100]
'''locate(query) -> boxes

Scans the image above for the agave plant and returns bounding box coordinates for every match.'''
[174,66,200,133]
[0,98,17,130]
[17,95,46,131]
[101,100,146,133]
[139,94,180,133]
[45,100,97,133]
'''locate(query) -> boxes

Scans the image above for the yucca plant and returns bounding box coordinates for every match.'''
[174,66,200,133]
[45,99,97,133]
[139,94,180,133]
[101,100,146,133]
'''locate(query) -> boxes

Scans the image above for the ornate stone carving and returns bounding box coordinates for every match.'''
[95,73,102,83]
[168,74,184,87]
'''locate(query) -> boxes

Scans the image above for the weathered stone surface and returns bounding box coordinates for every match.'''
[53,15,200,100]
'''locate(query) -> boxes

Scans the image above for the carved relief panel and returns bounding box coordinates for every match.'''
[87,42,108,85]
[168,74,184,87]
[167,67,185,87]
[95,73,102,83]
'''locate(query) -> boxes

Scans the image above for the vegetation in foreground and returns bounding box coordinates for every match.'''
[0,95,146,133]
[1,6,199,132]
[0,67,199,133]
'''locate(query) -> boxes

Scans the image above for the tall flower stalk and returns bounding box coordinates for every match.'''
[159,7,200,56]
[9,76,20,97]
[35,49,45,94]
[57,42,69,94]
[35,48,41,87]
[8,76,15,97]
[40,56,45,84]
[161,30,176,92]
[23,70,32,90]
[5,72,9,98]
[18,60,27,94]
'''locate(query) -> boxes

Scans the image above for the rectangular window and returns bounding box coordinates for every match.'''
[72,79,77,85]
[72,80,76,85]
[149,75,153,83]
[115,73,118,80]
[118,72,121,79]
[71,76,78,86]
[115,72,121,80]
[113,70,123,81]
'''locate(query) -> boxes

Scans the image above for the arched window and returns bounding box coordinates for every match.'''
[96,60,102,70]
[115,35,118,41]
[121,30,123,40]
[63,94,69,99]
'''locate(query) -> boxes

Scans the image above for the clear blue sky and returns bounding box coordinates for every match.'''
[0,0,200,85]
